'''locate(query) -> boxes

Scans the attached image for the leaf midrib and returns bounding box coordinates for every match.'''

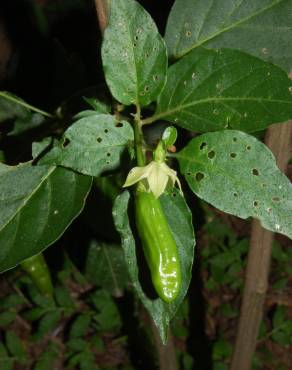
[102,246,121,296]
[0,166,56,233]
[120,0,140,104]
[153,96,292,123]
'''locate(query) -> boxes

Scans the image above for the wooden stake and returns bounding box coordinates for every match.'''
[230,121,292,370]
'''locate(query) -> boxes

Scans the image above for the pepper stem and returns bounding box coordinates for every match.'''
[133,104,145,167]
[153,141,166,163]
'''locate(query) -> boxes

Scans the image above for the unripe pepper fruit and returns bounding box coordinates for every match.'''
[21,254,53,297]
[135,190,181,303]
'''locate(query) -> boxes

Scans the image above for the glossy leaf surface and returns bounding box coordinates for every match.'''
[0,163,92,271]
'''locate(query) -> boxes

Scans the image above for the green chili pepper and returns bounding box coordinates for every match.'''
[21,254,53,297]
[135,190,181,303]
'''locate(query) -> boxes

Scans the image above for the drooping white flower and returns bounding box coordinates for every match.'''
[123,160,182,198]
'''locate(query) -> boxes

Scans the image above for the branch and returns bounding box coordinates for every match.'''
[230,120,292,370]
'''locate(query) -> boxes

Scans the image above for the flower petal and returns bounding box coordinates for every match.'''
[123,165,149,188]
[123,160,183,198]
[160,163,183,195]
[147,162,169,198]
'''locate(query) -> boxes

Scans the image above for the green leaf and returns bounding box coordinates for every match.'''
[90,335,104,352]
[272,241,288,262]
[79,352,99,370]
[165,0,292,72]
[273,306,286,328]
[0,311,16,326]
[0,294,26,309]
[67,351,98,370]
[220,303,238,318]
[23,307,47,322]
[102,0,167,106]
[162,126,178,147]
[5,331,26,360]
[212,339,233,360]
[177,130,292,239]
[272,278,288,290]
[54,286,75,309]
[154,48,292,133]
[213,362,229,370]
[0,360,13,370]
[29,291,55,309]
[73,97,110,120]
[83,97,110,113]
[33,344,58,370]
[91,290,121,331]
[34,311,61,339]
[85,241,129,297]
[182,353,194,370]
[0,91,49,135]
[35,114,133,177]
[10,114,45,136]
[209,250,238,268]
[69,314,91,338]
[112,189,195,344]
[0,343,13,370]
[66,338,88,352]
[0,343,8,357]
[271,330,292,346]
[0,162,92,272]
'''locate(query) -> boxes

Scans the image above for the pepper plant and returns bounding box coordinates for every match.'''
[1,0,292,344]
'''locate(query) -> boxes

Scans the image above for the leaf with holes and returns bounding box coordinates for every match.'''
[101,0,167,106]
[85,240,129,297]
[0,162,92,272]
[112,189,195,344]
[177,130,292,239]
[34,114,134,177]
[153,48,292,133]
[165,0,292,73]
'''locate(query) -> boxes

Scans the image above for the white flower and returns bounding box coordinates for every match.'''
[123,161,182,198]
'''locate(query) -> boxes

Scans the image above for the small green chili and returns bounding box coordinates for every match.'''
[135,190,181,303]
[21,254,53,297]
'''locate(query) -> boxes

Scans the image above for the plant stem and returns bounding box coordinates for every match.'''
[230,120,292,370]
[0,91,54,118]
[95,2,178,365]
[141,114,160,126]
[134,105,146,166]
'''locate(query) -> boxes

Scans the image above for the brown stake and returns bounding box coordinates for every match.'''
[94,0,110,33]
[230,121,292,370]
[150,320,179,370]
